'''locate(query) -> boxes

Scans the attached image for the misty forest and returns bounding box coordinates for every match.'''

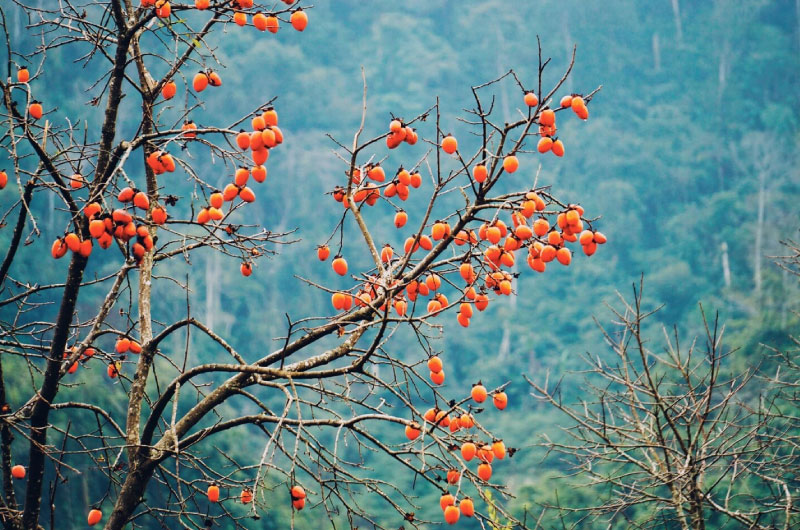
[0,1,798,529]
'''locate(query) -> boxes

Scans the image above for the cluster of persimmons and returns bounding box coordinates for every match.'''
[311,87,603,523]
[2,0,313,526]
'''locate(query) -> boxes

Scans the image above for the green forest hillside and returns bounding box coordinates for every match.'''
[0,1,798,528]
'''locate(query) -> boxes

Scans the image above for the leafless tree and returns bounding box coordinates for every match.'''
[528,278,800,529]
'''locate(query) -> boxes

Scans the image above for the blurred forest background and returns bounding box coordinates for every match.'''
[1,0,799,527]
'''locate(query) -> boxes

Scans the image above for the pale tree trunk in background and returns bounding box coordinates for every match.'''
[728,133,784,310]
[720,242,731,288]
[754,169,766,299]
[671,0,683,44]
[652,33,661,72]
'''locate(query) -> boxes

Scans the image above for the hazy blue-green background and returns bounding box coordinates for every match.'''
[1,0,799,527]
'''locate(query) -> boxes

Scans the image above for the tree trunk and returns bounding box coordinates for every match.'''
[720,241,731,288]
[103,460,158,530]
[671,0,683,44]
[754,169,765,300]
[21,254,87,529]
[652,32,661,72]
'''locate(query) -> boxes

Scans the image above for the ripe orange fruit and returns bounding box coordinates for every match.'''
[155,0,171,17]
[0,170,8,189]
[64,233,81,253]
[449,416,461,432]
[79,239,93,258]
[431,221,449,241]
[461,442,476,461]
[537,137,553,153]
[493,391,508,410]
[239,187,256,203]
[115,337,130,354]
[262,107,278,126]
[161,80,176,99]
[290,9,308,31]
[471,383,487,403]
[503,155,519,173]
[473,164,488,183]
[405,422,421,440]
[332,256,348,276]
[241,488,253,504]
[440,493,455,511]
[492,440,506,459]
[192,72,208,92]
[556,247,572,265]
[317,245,330,261]
[63,352,80,372]
[252,12,268,30]
[195,0,209,8]
[524,91,538,107]
[128,340,142,354]
[594,231,607,244]
[394,210,408,228]
[560,95,573,108]
[88,220,105,239]
[49,238,66,259]
[11,465,25,479]
[107,362,120,378]
[430,370,445,385]
[208,71,222,86]
[394,299,407,316]
[197,208,210,225]
[235,167,250,187]
[87,508,102,526]
[292,498,305,510]
[118,187,135,203]
[17,68,29,83]
[133,191,150,210]
[331,292,347,310]
[207,484,220,502]
[478,445,494,463]
[446,469,460,485]
[477,463,492,481]
[266,15,279,33]
[551,139,565,157]
[380,244,393,263]
[181,120,197,139]
[444,505,460,524]
[252,148,268,166]
[29,101,43,120]
[427,356,443,373]
[460,498,474,517]
[419,235,433,251]
[291,485,306,500]
[236,131,250,150]
[240,262,253,277]
[475,293,489,311]
[459,413,474,429]
[539,108,555,126]
[367,164,385,182]
[441,135,458,154]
